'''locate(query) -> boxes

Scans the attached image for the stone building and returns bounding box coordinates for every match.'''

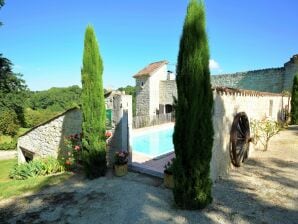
[17,92,132,166]
[133,55,298,117]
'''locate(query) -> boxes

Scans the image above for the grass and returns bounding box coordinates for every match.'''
[0,159,71,199]
[0,135,13,144]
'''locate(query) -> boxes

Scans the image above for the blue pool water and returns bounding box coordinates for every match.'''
[132,127,174,157]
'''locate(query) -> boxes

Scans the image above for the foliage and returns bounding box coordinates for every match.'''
[0,109,20,136]
[114,151,129,165]
[26,85,81,112]
[60,133,82,170]
[81,25,107,178]
[118,85,136,116]
[251,118,281,151]
[290,74,298,124]
[173,0,214,209]
[0,139,17,150]
[0,159,70,199]
[164,158,174,175]
[0,0,4,26]
[0,54,28,127]
[24,108,59,128]
[9,157,65,180]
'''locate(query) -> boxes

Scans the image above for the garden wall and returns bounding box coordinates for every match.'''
[210,87,290,180]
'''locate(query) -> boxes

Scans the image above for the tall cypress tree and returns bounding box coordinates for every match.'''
[173,0,214,209]
[81,25,106,178]
[290,74,298,124]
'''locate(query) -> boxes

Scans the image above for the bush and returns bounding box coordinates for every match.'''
[251,118,281,151]
[59,133,82,170]
[24,108,58,128]
[0,109,20,136]
[9,157,65,180]
[0,139,17,150]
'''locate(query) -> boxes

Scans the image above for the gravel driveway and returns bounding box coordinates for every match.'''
[0,126,297,224]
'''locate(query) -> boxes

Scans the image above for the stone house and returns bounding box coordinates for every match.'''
[133,54,298,117]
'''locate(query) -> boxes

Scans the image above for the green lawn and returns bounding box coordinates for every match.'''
[0,159,71,199]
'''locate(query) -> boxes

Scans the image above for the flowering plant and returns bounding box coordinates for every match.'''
[61,133,82,170]
[105,131,112,139]
[114,150,129,165]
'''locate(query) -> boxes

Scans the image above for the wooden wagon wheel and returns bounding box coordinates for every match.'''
[230,112,251,167]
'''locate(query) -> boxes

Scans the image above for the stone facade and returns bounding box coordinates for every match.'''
[18,94,132,166]
[211,55,298,93]
[18,108,82,163]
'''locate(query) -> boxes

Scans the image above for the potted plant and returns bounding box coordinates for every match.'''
[114,150,129,177]
[164,159,174,189]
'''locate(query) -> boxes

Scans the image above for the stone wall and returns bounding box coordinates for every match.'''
[211,55,298,93]
[210,88,290,180]
[283,55,298,91]
[159,80,177,105]
[135,77,150,116]
[18,94,133,166]
[211,68,285,93]
[18,108,82,163]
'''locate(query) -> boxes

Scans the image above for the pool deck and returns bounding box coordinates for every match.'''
[130,123,175,178]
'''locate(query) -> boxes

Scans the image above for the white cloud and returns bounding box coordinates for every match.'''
[209,59,220,70]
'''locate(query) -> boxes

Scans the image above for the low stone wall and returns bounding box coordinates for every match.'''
[210,87,290,180]
[18,108,82,163]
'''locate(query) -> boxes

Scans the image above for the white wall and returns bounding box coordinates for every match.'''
[210,89,289,180]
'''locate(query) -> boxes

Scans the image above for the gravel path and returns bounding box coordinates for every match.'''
[0,150,16,161]
[0,126,297,224]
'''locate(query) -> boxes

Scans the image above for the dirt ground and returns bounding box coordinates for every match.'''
[0,126,297,224]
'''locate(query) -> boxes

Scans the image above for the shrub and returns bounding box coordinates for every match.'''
[24,108,58,128]
[60,133,82,170]
[0,139,17,150]
[251,118,281,151]
[9,157,64,180]
[0,109,20,136]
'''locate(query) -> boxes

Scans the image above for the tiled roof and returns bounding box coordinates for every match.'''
[133,60,168,78]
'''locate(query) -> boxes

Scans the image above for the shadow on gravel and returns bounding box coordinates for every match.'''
[1,168,297,224]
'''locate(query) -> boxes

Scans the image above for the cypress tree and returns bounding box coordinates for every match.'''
[290,74,298,124]
[173,0,214,209]
[81,25,106,178]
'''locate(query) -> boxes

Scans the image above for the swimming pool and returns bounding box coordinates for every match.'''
[132,126,174,157]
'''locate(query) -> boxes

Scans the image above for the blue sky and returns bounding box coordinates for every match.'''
[0,0,297,91]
